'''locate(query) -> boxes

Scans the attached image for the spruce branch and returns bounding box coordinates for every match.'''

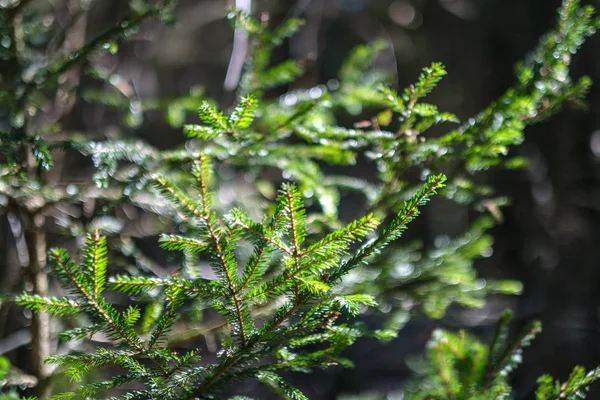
[16,295,81,317]
[490,320,542,380]
[257,371,308,400]
[228,208,292,255]
[159,235,210,253]
[407,315,600,400]
[483,309,514,389]
[198,102,231,133]
[282,184,305,303]
[85,232,108,299]
[43,245,169,377]
[9,1,600,398]
[194,155,250,347]
[229,95,259,130]
[329,174,446,283]
[148,286,184,349]
[303,214,380,257]
[110,274,222,297]
[537,366,600,400]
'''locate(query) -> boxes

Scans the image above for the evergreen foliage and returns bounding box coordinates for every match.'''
[18,159,444,399]
[343,312,600,400]
[404,311,600,400]
[2,0,600,398]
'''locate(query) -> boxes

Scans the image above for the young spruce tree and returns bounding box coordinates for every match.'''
[1,0,600,398]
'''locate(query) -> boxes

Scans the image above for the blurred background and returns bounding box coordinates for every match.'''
[3,0,600,398]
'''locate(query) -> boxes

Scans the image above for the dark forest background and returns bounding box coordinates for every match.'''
[3,0,600,398]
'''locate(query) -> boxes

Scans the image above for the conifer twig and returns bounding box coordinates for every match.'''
[50,250,170,377]
[285,187,302,304]
[195,155,248,347]
[229,217,292,255]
